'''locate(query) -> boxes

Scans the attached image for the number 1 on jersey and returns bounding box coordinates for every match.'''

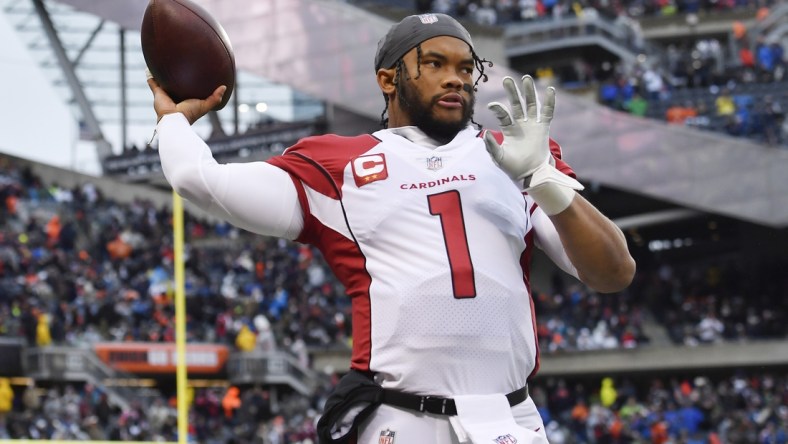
[428,190,477,298]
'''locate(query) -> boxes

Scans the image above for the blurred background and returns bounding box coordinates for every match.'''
[0,0,786,442]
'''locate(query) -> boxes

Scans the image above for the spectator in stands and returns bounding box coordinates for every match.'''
[696,312,724,344]
[568,399,589,441]
[519,0,539,21]
[759,421,788,444]
[732,97,756,136]
[599,79,621,109]
[593,320,620,349]
[21,381,39,413]
[738,44,757,79]
[474,0,497,25]
[642,67,665,101]
[542,0,558,16]
[35,314,51,347]
[756,38,777,82]
[770,41,785,81]
[665,100,698,125]
[253,314,277,351]
[221,386,241,422]
[624,92,649,117]
[81,416,105,441]
[617,76,636,109]
[759,94,784,146]
[0,379,12,421]
[715,88,736,117]
[235,324,256,352]
[600,377,618,408]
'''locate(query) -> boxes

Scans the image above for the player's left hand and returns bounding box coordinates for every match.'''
[484,75,584,215]
[483,75,553,185]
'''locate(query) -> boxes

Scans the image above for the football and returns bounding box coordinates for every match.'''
[141,0,235,110]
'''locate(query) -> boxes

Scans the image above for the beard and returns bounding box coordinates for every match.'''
[398,79,475,143]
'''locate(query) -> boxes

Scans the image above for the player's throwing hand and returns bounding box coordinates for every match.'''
[147,70,226,125]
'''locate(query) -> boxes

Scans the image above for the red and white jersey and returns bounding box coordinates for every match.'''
[267,126,577,397]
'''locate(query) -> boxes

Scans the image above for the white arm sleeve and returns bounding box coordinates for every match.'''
[157,113,304,240]
[531,203,579,279]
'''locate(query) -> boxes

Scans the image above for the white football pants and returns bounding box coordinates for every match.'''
[357,396,548,444]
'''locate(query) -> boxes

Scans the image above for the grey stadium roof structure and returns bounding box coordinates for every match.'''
[5,0,788,228]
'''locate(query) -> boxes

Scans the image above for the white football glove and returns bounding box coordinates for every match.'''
[483,75,584,216]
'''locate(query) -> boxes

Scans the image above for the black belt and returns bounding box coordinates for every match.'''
[381,385,528,416]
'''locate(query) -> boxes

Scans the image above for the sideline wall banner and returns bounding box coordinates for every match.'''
[94,342,230,374]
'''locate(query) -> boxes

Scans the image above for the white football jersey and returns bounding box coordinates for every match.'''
[268,126,576,397]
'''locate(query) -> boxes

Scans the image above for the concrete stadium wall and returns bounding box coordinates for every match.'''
[310,340,788,377]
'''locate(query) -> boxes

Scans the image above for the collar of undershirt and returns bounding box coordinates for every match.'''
[387,126,474,148]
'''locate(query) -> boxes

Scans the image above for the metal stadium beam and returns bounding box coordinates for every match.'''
[32,0,112,171]
[71,18,103,67]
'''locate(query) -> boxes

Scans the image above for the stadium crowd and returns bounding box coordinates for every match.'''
[376,0,788,147]
[3,154,786,355]
[1,146,787,441]
[598,36,787,148]
[534,254,788,353]
[0,157,351,351]
[0,379,331,442]
[404,0,778,26]
[1,370,785,443]
[534,372,788,443]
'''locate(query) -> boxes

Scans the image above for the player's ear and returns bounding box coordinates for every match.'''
[377,67,397,96]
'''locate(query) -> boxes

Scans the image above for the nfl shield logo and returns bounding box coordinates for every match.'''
[426,156,443,171]
[379,429,396,444]
[418,14,439,24]
[493,434,518,444]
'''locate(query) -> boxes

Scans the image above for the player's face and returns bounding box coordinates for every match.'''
[398,36,476,141]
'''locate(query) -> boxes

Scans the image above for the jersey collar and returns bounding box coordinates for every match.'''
[383,125,477,149]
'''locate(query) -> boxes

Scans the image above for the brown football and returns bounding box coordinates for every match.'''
[141,0,235,110]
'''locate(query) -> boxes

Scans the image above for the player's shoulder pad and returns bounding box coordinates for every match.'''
[270,133,382,192]
[548,138,577,179]
[283,134,380,160]
[479,129,505,145]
